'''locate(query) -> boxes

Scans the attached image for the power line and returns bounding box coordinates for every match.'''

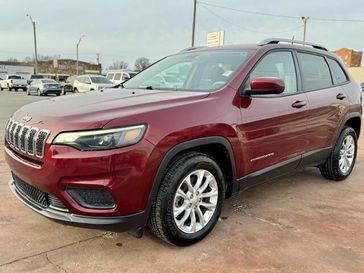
[200,4,303,34]
[198,1,364,23]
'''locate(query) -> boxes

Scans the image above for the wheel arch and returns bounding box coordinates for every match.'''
[344,115,361,139]
[144,136,237,222]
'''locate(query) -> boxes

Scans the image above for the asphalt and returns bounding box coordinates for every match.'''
[0,91,363,273]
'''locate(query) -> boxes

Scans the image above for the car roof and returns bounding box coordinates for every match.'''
[177,39,337,59]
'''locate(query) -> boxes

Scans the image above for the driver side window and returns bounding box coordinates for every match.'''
[249,51,297,94]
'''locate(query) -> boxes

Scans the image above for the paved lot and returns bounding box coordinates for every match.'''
[0,91,363,273]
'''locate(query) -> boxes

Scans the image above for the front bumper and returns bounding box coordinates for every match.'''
[9,179,146,228]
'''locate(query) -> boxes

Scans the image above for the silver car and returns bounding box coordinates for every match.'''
[27,79,62,96]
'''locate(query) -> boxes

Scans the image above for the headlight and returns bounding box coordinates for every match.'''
[53,125,146,151]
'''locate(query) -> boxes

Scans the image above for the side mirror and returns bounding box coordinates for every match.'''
[85,80,91,85]
[242,77,285,96]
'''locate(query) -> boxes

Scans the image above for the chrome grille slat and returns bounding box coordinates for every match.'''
[5,118,50,159]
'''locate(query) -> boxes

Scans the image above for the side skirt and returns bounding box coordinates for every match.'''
[234,147,332,194]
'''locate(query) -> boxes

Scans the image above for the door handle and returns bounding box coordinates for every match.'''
[336,93,346,100]
[291,100,307,108]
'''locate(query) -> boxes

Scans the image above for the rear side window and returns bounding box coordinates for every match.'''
[114,73,122,80]
[106,73,114,80]
[327,58,348,84]
[297,52,332,91]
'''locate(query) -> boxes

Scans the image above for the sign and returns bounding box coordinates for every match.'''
[207,31,225,47]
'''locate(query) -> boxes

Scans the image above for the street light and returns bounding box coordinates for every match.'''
[301,16,310,43]
[76,34,85,75]
[26,14,38,74]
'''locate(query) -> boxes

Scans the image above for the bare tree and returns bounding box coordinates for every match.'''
[108,61,129,70]
[6,57,19,62]
[134,57,150,72]
[23,55,59,63]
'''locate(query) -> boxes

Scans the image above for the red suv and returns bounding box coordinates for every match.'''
[5,38,362,245]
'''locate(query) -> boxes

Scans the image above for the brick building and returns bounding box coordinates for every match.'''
[37,59,102,81]
[334,48,362,67]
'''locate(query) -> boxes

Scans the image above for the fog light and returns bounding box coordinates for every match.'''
[66,187,115,209]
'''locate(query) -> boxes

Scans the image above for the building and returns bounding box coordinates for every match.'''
[0,59,102,82]
[0,61,34,79]
[334,48,362,67]
[37,59,102,81]
[347,67,364,84]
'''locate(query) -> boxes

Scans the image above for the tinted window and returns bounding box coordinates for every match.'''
[249,51,297,94]
[90,76,112,84]
[106,73,114,80]
[8,75,21,79]
[114,73,122,80]
[327,58,348,84]
[297,52,332,91]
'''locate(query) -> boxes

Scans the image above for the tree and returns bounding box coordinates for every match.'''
[6,57,19,62]
[108,61,128,70]
[134,57,150,72]
[23,55,59,63]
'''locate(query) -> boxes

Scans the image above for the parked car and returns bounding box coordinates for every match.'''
[4,38,362,246]
[73,75,115,92]
[27,79,62,96]
[27,74,46,85]
[61,75,78,94]
[106,70,137,85]
[0,75,28,91]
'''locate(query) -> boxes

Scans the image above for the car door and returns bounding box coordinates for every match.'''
[296,52,352,156]
[29,80,36,93]
[238,50,310,178]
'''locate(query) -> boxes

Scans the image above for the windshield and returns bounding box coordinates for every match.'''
[9,75,22,79]
[41,79,57,84]
[31,75,44,79]
[90,76,113,84]
[123,50,252,92]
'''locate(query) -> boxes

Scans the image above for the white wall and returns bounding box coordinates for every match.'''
[0,64,34,80]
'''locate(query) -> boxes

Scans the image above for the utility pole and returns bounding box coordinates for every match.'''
[191,0,197,46]
[301,16,310,43]
[76,34,85,75]
[26,14,38,74]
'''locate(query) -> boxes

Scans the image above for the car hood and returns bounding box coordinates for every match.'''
[12,88,209,133]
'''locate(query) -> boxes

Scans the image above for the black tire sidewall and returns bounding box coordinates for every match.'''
[332,127,358,179]
[160,155,225,245]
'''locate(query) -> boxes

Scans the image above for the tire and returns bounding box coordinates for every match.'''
[319,126,357,181]
[56,93,60,96]
[148,151,225,246]
[74,88,78,93]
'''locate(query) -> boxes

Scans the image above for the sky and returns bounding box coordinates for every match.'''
[0,0,363,70]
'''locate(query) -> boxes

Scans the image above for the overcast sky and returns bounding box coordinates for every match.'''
[0,0,363,69]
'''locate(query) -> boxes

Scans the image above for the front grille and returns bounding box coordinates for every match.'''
[13,175,68,211]
[5,118,50,158]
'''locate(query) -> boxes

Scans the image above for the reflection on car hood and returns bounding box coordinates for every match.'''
[12,88,209,132]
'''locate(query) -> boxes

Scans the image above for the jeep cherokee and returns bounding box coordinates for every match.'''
[4,38,362,246]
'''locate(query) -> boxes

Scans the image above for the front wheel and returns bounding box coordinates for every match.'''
[149,151,225,246]
[319,126,358,181]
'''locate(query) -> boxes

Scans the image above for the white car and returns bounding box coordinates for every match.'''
[73,75,115,92]
[0,75,28,91]
[106,70,137,85]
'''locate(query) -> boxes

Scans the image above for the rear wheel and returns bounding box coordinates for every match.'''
[319,127,357,181]
[74,88,78,93]
[149,151,225,246]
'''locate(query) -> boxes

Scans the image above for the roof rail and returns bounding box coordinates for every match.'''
[258,38,328,51]
[179,46,205,53]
